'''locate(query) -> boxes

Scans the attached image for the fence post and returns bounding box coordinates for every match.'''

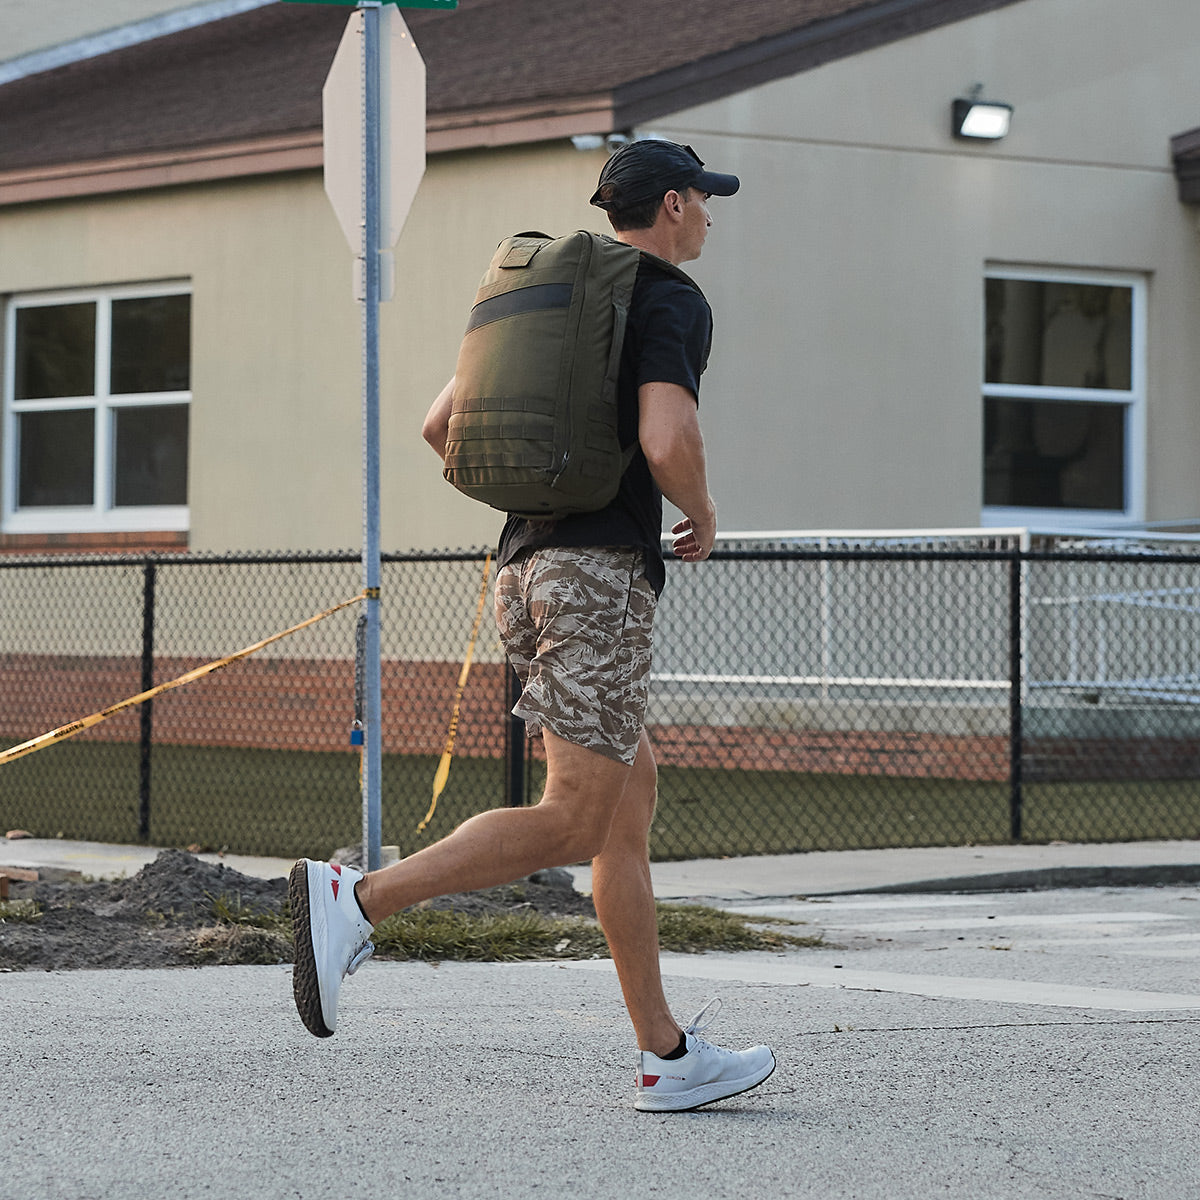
[1008,551,1024,841]
[138,559,156,841]
[504,664,526,807]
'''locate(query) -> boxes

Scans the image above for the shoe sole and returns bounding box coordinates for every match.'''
[289,860,334,1038]
[634,1055,776,1113]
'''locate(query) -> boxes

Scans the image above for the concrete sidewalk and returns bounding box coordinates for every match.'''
[0,836,296,884]
[605,837,1200,899]
[4,833,1200,898]
[7,838,1200,1199]
[8,939,1200,1200]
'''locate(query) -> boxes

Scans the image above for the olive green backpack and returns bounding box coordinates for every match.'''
[444,229,702,520]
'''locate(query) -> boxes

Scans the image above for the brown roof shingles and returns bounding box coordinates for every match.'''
[416,0,869,113]
[0,0,1028,179]
[0,6,345,170]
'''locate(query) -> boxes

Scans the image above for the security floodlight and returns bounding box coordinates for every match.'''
[953,95,1013,140]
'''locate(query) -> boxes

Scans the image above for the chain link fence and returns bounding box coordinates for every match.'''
[3,537,1200,861]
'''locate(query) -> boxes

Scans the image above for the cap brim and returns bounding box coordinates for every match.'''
[695,169,739,197]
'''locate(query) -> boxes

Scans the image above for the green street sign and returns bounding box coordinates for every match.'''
[282,1,456,7]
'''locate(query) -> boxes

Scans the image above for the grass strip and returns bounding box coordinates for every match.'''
[654,903,824,954]
[372,908,610,962]
[193,892,822,965]
[372,901,821,962]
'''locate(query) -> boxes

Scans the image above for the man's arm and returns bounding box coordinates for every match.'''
[638,380,717,562]
[422,376,456,461]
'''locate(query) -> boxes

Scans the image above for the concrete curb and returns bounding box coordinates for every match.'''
[6,837,1200,902]
[842,862,1200,895]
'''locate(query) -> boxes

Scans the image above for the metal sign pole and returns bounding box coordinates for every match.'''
[319,0,437,872]
[360,0,384,873]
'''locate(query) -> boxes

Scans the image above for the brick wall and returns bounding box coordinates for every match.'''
[1025,737,1200,782]
[4,651,1013,779]
[1,653,506,756]
[648,723,1010,780]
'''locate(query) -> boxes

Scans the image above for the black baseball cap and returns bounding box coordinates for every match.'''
[589,140,740,211]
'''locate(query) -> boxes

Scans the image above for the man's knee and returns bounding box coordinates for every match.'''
[534,791,615,863]
[539,747,631,861]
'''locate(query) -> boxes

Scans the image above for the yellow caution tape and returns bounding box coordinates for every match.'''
[418,553,493,832]
[0,591,366,767]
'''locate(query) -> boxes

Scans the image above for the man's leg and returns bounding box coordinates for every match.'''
[589,729,682,1057]
[292,728,632,1037]
[591,727,778,1112]
[354,730,630,924]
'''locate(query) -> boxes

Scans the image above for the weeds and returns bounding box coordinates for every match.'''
[207,891,290,931]
[373,908,610,962]
[0,899,41,923]
[183,924,293,965]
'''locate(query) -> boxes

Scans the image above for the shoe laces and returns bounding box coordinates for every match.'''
[682,997,732,1054]
[683,997,723,1037]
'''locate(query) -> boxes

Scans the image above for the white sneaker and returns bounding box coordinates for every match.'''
[289,858,375,1037]
[634,999,776,1112]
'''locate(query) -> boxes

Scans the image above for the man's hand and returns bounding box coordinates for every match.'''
[671,504,717,562]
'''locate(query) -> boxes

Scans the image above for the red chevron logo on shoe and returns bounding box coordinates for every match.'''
[330,862,342,900]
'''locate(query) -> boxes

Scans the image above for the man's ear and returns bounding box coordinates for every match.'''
[662,189,686,219]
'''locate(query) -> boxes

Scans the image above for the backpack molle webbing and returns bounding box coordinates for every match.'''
[445,230,699,520]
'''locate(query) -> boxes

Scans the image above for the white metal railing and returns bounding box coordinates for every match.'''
[656,527,1200,706]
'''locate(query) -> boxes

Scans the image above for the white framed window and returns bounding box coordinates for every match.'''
[3,282,191,535]
[981,266,1146,529]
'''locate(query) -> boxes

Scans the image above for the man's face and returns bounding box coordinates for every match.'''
[679,188,713,262]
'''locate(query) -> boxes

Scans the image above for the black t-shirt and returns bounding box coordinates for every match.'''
[496,256,713,597]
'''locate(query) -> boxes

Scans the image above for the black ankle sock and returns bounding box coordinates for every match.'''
[353,880,373,925]
[660,1032,689,1060]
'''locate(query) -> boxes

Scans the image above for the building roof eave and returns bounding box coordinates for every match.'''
[0,95,619,206]
[0,130,324,206]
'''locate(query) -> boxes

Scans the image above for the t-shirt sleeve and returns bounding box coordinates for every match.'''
[634,282,713,403]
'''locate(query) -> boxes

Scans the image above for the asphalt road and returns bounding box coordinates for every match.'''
[5,882,1200,1199]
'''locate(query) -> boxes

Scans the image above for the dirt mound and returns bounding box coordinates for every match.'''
[103,849,288,922]
[0,850,290,971]
[0,850,596,972]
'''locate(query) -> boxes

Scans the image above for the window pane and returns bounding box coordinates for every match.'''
[14,303,96,400]
[18,409,95,506]
[114,404,189,506]
[984,397,1125,510]
[110,294,191,394]
[985,279,1132,390]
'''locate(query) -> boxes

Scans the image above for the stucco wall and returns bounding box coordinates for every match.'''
[658,0,1200,531]
[0,142,612,552]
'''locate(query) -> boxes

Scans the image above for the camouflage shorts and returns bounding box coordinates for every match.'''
[494,546,656,766]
